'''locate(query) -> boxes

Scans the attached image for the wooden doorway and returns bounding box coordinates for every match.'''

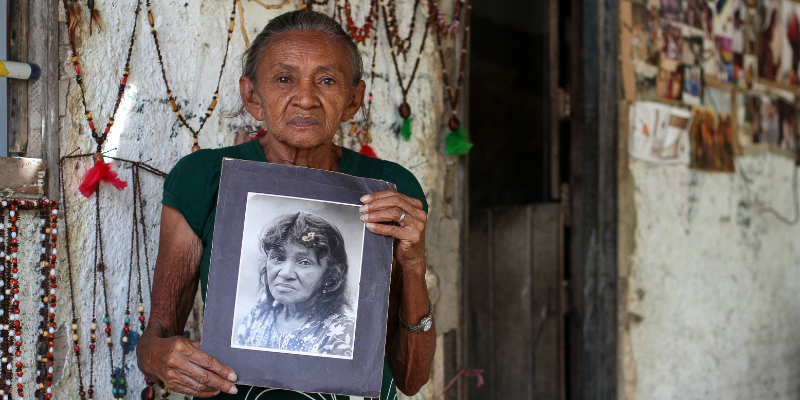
[464,0,618,398]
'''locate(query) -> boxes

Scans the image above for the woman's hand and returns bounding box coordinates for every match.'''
[360,190,427,272]
[137,326,238,398]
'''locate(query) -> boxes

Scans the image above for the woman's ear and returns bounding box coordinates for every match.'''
[341,80,367,122]
[240,76,265,121]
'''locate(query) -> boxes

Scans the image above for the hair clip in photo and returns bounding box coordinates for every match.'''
[302,232,316,242]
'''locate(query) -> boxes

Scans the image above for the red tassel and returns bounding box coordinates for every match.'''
[78,156,128,198]
[359,144,378,158]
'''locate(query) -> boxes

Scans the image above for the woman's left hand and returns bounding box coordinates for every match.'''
[360,190,427,271]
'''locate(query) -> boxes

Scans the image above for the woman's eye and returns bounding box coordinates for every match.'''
[322,77,335,85]
[297,259,313,266]
[268,254,285,263]
[277,77,290,84]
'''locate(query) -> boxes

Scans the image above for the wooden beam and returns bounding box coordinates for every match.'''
[549,0,561,199]
[568,0,618,397]
[7,0,29,156]
[26,0,60,197]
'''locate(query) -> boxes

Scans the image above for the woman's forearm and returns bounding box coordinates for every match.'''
[386,262,436,395]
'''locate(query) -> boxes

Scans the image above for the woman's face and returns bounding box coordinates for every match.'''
[266,242,328,307]
[240,30,366,149]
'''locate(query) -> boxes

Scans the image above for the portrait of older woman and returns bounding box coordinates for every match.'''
[233,210,358,358]
[137,8,435,400]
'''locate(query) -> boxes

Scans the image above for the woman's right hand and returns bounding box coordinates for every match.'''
[138,206,238,397]
[137,327,238,397]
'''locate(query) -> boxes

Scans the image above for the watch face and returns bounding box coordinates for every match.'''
[422,318,433,332]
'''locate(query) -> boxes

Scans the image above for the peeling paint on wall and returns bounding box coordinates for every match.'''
[620,153,800,400]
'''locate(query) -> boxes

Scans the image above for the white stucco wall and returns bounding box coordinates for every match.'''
[47,0,460,398]
[619,153,800,399]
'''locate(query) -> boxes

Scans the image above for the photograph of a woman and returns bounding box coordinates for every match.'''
[231,193,364,359]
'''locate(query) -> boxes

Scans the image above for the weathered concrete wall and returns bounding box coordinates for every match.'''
[618,151,800,399]
[49,0,462,398]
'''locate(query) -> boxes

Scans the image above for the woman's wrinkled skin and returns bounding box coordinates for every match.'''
[136,30,435,398]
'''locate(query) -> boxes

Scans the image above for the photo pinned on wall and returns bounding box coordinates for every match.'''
[663,22,685,60]
[632,3,662,65]
[759,0,782,81]
[778,0,800,85]
[682,35,705,65]
[201,159,396,397]
[662,0,684,23]
[743,54,758,88]
[740,90,799,159]
[636,61,660,101]
[713,0,735,38]
[744,7,758,56]
[690,86,737,172]
[629,101,694,165]
[703,36,720,77]
[657,60,684,101]
[717,36,736,82]
[683,65,704,106]
[684,0,706,30]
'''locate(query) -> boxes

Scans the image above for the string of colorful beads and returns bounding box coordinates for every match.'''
[348,34,379,148]
[250,0,292,10]
[434,0,471,130]
[380,0,431,140]
[428,0,466,34]
[62,0,141,152]
[0,200,16,400]
[0,200,59,399]
[146,0,236,152]
[35,201,58,400]
[336,0,378,43]
[7,202,22,399]
[383,0,422,58]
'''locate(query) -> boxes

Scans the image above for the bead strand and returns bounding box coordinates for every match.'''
[35,201,58,400]
[62,0,141,152]
[7,201,22,399]
[428,0,466,34]
[337,0,378,43]
[434,0,471,129]
[146,0,237,152]
[0,201,13,400]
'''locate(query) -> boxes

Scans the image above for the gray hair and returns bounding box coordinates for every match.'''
[242,9,364,88]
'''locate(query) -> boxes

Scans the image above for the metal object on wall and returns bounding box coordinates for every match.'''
[0,157,45,199]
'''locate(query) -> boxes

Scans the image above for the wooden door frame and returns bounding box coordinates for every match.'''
[567,0,619,398]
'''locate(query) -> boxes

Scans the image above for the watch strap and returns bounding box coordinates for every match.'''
[399,303,433,333]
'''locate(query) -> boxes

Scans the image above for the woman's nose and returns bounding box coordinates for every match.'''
[276,262,296,279]
[292,79,320,109]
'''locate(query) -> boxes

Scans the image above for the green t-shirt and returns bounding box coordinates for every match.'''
[161,139,427,400]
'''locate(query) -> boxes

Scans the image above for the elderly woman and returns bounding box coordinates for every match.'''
[235,212,356,357]
[136,9,435,400]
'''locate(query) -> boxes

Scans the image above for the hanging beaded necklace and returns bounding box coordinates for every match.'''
[252,0,292,10]
[60,154,167,400]
[348,35,380,157]
[34,201,59,400]
[434,0,472,155]
[146,0,237,152]
[383,0,422,59]
[428,0,466,34]
[0,199,59,400]
[336,0,378,43]
[63,0,140,155]
[381,2,430,141]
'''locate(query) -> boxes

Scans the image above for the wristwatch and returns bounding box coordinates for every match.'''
[399,304,433,333]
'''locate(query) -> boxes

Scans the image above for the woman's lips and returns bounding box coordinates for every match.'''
[288,116,319,128]
[274,283,295,291]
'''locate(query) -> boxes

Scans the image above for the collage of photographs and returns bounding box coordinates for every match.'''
[628,0,800,171]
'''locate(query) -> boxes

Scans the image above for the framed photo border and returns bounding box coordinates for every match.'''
[201,158,395,398]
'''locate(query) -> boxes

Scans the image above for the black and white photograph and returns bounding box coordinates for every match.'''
[231,193,364,359]
[201,159,395,397]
